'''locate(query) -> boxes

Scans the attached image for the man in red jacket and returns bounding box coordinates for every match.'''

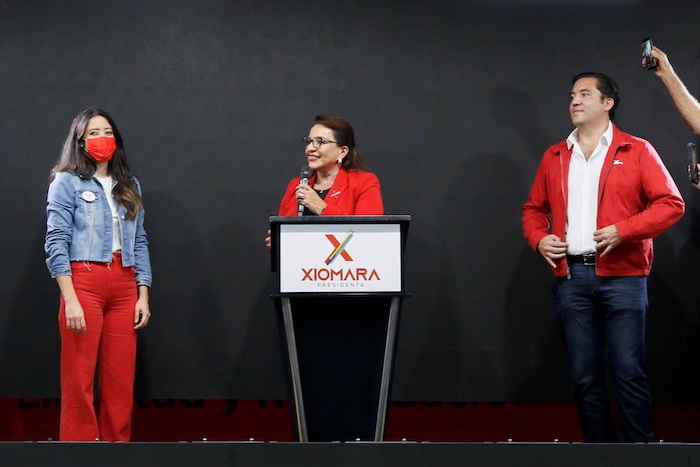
[523,72,684,442]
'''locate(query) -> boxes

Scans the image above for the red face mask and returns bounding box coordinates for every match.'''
[85,136,117,162]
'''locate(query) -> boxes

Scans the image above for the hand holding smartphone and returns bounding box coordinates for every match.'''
[643,37,657,70]
[688,143,699,184]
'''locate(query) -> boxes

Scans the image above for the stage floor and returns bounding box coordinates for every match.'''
[3,441,700,467]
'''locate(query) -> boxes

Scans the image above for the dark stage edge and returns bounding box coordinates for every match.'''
[3,441,700,467]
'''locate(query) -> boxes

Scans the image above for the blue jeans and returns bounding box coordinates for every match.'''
[556,263,655,442]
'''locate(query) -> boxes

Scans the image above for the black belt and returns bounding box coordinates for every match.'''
[567,253,596,265]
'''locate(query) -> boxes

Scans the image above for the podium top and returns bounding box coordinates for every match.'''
[270,215,410,225]
[269,215,410,295]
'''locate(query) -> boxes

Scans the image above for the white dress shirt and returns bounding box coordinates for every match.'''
[565,121,613,255]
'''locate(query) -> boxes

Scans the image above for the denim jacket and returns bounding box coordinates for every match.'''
[45,171,152,287]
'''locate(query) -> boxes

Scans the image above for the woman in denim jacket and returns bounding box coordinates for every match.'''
[44,108,152,442]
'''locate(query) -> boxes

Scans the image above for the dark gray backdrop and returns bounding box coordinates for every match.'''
[2,0,700,402]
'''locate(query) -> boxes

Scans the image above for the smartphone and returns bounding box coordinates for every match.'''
[689,143,699,184]
[643,37,657,70]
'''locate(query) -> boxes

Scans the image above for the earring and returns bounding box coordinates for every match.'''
[337,158,343,164]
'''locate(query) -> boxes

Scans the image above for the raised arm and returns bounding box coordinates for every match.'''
[646,46,700,136]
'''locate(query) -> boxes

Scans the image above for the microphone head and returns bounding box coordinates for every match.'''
[300,165,312,182]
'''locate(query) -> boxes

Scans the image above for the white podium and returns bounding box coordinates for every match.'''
[270,215,410,442]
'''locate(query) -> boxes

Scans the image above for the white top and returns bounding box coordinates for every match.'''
[565,121,613,255]
[96,176,123,253]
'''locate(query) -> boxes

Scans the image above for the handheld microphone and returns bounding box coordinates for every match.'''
[298,165,311,216]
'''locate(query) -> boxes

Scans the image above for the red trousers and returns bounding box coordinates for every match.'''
[58,253,138,441]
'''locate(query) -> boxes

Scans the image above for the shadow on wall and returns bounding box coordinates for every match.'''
[3,221,60,397]
[218,212,287,399]
[503,247,572,401]
[231,272,287,398]
[675,66,700,402]
[669,188,700,403]
[496,83,573,401]
[134,190,231,398]
[490,85,560,163]
[396,134,544,400]
[397,230,462,400]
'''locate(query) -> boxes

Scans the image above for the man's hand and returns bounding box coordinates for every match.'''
[647,46,673,78]
[691,163,700,191]
[537,234,569,268]
[593,225,621,257]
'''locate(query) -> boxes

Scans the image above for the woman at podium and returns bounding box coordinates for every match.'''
[267,118,399,442]
[278,114,384,216]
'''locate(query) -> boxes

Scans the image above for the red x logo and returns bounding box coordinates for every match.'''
[325,233,353,263]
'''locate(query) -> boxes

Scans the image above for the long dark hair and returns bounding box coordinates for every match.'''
[314,114,369,172]
[50,108,142,220]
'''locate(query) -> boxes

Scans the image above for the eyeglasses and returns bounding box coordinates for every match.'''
[302,136,340,148]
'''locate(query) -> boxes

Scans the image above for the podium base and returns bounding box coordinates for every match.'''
[276,296,400,442]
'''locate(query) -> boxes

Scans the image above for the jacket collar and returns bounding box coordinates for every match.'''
[554,123,631,156]
[309,167,349,205]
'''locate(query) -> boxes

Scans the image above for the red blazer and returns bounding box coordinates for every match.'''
[278,168,384,216]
